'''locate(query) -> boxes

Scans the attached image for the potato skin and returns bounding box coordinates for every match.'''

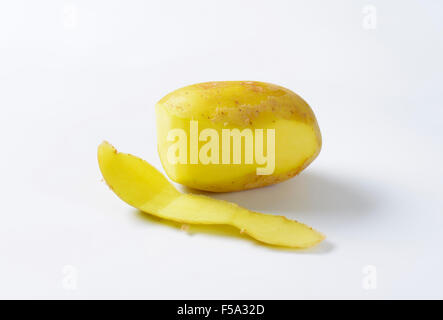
[156,81,321,192]
[157,81,320,129]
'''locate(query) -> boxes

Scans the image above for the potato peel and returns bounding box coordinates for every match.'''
[98,141,325,248]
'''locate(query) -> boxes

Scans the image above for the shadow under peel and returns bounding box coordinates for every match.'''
[135,209,330,253]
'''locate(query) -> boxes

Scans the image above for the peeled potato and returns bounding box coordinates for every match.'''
[98,141,324,248]
[156,81,321,192]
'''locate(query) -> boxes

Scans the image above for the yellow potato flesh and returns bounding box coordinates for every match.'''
[98,141,325,248]
[156,81,322,192]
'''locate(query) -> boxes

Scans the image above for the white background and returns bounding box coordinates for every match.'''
[0,0,442,299]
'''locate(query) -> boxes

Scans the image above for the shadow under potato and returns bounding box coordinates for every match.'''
[185,171,377,223]
[134,170,377,253]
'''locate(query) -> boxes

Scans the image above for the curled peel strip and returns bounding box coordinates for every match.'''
[98,141,325,248]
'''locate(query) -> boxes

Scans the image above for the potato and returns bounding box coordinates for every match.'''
[98,142,325,248]
[156,81,321,192]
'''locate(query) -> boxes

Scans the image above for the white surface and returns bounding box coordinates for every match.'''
[1,0,442,299]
